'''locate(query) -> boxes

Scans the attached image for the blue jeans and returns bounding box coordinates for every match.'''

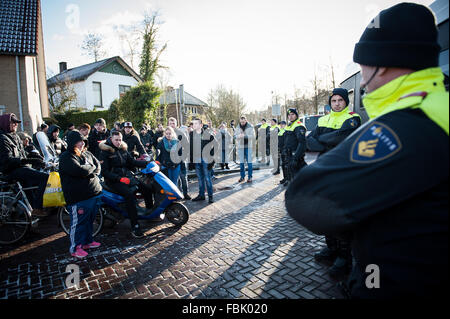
[166,164,181,186]
[195,161,213,197]
[238,147,253,179]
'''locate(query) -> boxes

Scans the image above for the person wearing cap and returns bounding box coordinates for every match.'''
[286,3,448,298]
[0,113,48,217]
[305,88,361,280]
[277,120,288,183]
[122,121,147,158]
[59,130,103,258]
[269,119,280,174]
[281,108,307,186]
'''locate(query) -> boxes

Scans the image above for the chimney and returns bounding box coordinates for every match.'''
[59,62,67,73]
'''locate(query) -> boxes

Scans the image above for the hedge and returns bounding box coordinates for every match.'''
[46,109,117,130]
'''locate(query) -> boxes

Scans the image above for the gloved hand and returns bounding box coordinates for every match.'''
[289,158,299,171]
[119,177,130,185]
[21,158,45,168]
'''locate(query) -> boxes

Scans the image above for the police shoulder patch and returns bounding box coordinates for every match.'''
[350,121,402,163]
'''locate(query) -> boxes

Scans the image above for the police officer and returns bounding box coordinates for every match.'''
[286,3,448,298]
[277,121,287,181]
[307,88,362,279]
[282,108,307,186]
[257,119,270,165]
[307,88,361,155]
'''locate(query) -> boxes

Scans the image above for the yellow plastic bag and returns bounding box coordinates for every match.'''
[43,172,66,207]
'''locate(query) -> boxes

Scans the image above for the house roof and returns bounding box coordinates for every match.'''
[47,56,143,87]
[160,88,208,107]
[0,0,40,56]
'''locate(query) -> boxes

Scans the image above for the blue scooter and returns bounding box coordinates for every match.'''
[58,161,189,236]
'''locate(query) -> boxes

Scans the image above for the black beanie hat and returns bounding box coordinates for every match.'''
[329,88,349,107]
[353,3,440,70]
[67,130,87,152]
[287,108,298,117]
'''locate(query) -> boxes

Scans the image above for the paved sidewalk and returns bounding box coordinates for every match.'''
[0,168,343,299]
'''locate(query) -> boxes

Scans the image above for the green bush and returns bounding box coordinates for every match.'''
[51,109,116,130]
[47,81,161,131]
[115,81,161,128]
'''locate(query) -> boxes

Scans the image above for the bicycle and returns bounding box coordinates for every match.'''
[0,177,38,245]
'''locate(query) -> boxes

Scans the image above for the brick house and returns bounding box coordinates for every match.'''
[0,0,50,134]
[158,85,208,125]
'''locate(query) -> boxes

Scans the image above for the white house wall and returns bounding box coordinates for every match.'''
[84,71,139,110]
[72,81,86,109]
[24,56,42,132]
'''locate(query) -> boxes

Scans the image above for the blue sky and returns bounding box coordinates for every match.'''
[41,0,434,111]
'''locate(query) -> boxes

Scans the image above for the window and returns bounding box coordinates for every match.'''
[119,85,131,96]
[348,89,354,111]
[93,82,103,107]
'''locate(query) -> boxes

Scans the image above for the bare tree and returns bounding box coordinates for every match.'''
[329,56,336,89]
[117,24,141,70]
[139,10,168,82]
[206,85,247,126]
[47,70,78,114]
[81,32,106,62]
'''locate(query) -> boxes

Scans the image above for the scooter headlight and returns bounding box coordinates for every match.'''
[150,165,160,173]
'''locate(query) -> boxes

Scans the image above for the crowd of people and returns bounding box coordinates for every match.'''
[0,2,447,299]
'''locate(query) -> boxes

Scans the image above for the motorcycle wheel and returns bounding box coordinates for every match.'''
[165,202,189,227]
[58,205,104,237]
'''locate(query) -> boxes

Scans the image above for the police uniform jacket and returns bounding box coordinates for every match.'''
[285,67,449,298]
[282,119,307,160]
[307,107,361,154]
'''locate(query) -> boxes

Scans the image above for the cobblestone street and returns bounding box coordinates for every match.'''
[0,168,343,299]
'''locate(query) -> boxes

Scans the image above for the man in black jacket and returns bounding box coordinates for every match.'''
[282,108,307,186]
[306,88,362,280]
[0,113,48,217]
[286,3,448,298]
[99,131,152,238]
[88,118,110,159]
[189,118,217,203]
[59,130,103,258]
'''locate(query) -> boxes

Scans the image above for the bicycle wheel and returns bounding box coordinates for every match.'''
[165,202,189,227]
[58,205,104,237]
[0,196,31,245]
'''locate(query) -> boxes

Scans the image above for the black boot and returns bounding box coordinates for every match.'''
[328,256,352,280]
[192,195,205,201]
[225,163,230,169]
[314,247,338,265]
